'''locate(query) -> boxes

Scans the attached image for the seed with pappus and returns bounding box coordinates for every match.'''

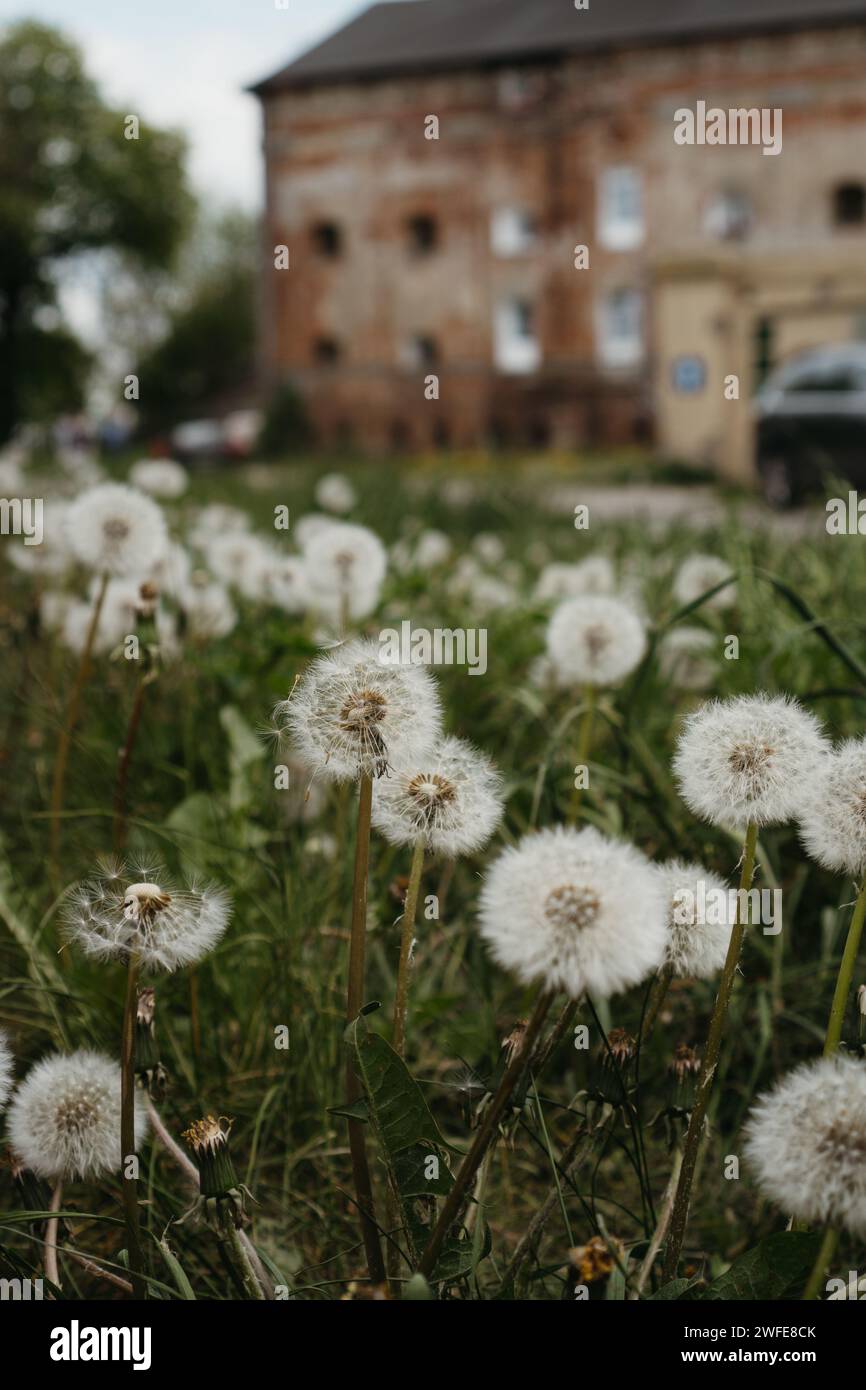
[64,482,167,578]
[799,738,866,875]
[63,861,231,973]
[477,826,667,1000]
[277,638,441,783]
[371,736,504,856]
[546,595,646,689]
[655,859,734,978]
[673,693,830,830]
[7,1050,148,1181]
[744,1054,866,1236]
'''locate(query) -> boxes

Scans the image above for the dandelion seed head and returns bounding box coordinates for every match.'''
[534,556,616,604]
[657,626,717,692]
[673,693,830,829]
[546,595,647,688]
[303,521,387,609]
[129,458,188,499]
[477,826,667,1000]
[64,483,167,578]
[673,554,736,611]
[315,472,357,515]
[7,1050,148,1181]
[267,554,311,615]
[655,858,733,978]
[372,736,504,855]
[179,580,237,640]
[799,738,866,875]
[744,1054,866,1236]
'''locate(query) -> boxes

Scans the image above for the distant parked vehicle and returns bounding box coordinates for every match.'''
[170,410,263,465]
[754,344,866,506]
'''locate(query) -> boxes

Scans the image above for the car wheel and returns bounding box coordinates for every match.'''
[759,456,796,509]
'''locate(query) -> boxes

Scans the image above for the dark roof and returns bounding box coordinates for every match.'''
[251,0,866,95]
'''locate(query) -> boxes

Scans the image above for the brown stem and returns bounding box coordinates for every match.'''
[112,673,150,854]
[45,1179,63,1289]
[121,952,146,1297]
[531,997,578,1077]
[417,989,553,1280]
[640,964,674,1046]
[346,773,385,1284]
[50,571,109,880]
[392,836,425,1057]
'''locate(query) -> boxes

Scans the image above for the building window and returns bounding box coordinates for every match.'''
[494,298,541,374]
[402,334,439,370]
[703,189,753,241]
[597,289,644,368]
[597,167,644,251]
[311,221,342,257]
[491,207,538,256]
[313,337,341,365]
[407,214,438,254]
[833,183,866,227]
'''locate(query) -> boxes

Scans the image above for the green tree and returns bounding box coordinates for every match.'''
[0,21,194,441]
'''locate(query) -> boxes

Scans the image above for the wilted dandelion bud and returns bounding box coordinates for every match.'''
[64,861,231,973]
[655,859,734,978]
[183,1115,249,1229]
[64,483,167,578]
[568,1234,617,1285]
[135,988,166,1099]
[7,1050,148,1181]
[673,694,829,829]
[799,739,866,875]
[744,1055,866,1236]
[669,1042,701,1087]
[546,596,646,689]
[602,1028,636,1070]
[277,639,441,783]
[672,554,736,612]
[477,826,667,1001]
[0,1030,13,1109]
[371,736,503,856]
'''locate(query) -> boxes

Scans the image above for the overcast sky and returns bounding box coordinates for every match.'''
[0,0,380,209]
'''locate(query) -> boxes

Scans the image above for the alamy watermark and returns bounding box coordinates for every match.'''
[0,496,43,545]
[674,101,782,157]
[674,882,783,936]
[379,620,487,676]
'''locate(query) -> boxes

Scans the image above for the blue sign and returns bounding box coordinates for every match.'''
[671,355,707,394]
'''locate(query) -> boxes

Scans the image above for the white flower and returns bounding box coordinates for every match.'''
[673,554,736,612]
[674,694,830,830]
[799,739,866,875]
[658,626,717,691]
[267,554,311,615]
[473,533,506,566]
[0,1031,13,1109]
[277,638,441,783]
[7,1049,148,1181]
[655,859,734,978]
[189,503,250,551]
[7,500,73,576]
[414,530,452,570]
[546,595,647,688]
[744,1054,866,1237]
[148,541,192,599]
[129,457,188,499]
[64,483,167,578]
[534,556,616,604]
[372,736,504,856]
[64,862,231,973]
[302,521,387,619]
[180,580,237,640]
[206,533,271,601]
[293,513,332,549]
[315,471,356,514]
[477,826,667,1001]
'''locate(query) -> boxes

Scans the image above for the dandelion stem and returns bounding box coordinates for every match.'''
[823,875,866,1056]
[633,1147,682,1297]
[417,989,553,1280]
[112,671,153,854]
[49,570,109,880]
[120,951,145,1297]
[640,964,674,1046]
[45,1179,63,1290]
[392,836,425,1057]
[225,1222,267,1300]
[802,1226,839,1300]
[662,820,758,1282]
[346,772,385,1284]
[571,685,595,819]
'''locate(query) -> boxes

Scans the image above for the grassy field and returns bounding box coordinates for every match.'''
[0,452,864,1301]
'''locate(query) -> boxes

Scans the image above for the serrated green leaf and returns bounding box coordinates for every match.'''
[697,1231,821,1301]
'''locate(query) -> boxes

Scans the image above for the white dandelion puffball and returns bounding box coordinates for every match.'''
[206,532,271,601]
[473,532,506,566]
[64,483,167,578]
[0,1031,13,1109]
[673,554,736,612]
[799,739,866,875]
[534,556,616,604]
[674,694,830,830]
[372,736,504,857]
[7,500,72,577]
[658,626,717,692]
[744,1055,866,1237]
[478,826,667,1001]
[655,859,734,979]
[303,521,387,605]
[189,503,250,550]
[149,540,192,599]
[267,554,311,615]
[129,457,188,499]
[293,513,332,549]
[414,529,452,570]
[7,1050,148,1181]
[180,580,237,640]
[315,471,356,514]
[64,863,231,973]
[278,638,442,783]
[546,595,647,689]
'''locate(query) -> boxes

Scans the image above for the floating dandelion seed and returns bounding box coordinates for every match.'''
[655,858,734,979]
[63,861,231,973]
[477,826,667,1000]
[546,595,646,689]
[744,1054,866,1237]
[799,738,866,875]
[372,736,503,856]
[673,554,736,611]
[673,693,829,830]
[277,638,442,783]
[7,1050,148,1181]
[64,482,167,578]
[0,1031,13,1109]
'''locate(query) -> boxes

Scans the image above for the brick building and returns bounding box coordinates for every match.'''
[251,0,866,469]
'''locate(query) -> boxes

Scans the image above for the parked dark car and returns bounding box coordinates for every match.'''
[755,344,866,506]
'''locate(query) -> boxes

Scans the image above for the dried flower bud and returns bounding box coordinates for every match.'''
[603,1028,636,1069]
[568,1235,616,1284]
